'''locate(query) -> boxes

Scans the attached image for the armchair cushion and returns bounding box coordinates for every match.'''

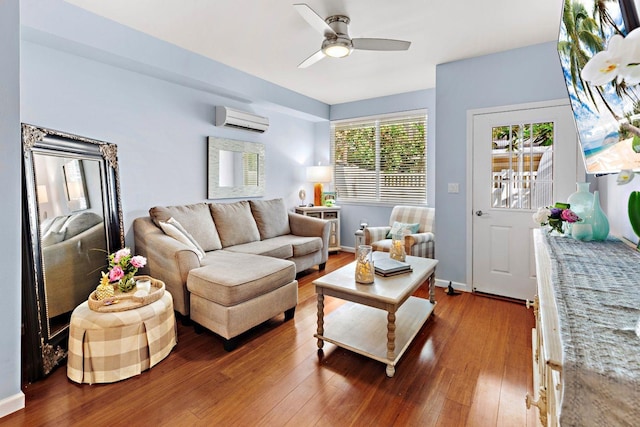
[364,226,390,245]
[386,221,420,238]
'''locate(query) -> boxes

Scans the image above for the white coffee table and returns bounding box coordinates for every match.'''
[313,252,438,377]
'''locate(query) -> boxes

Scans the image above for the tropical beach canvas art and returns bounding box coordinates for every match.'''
[558,0,640,173]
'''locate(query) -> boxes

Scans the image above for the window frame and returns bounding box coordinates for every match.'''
[330,109,428,206]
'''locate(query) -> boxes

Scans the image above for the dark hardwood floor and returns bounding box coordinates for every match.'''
[4,252,537,426]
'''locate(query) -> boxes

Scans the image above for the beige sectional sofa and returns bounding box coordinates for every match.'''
[133,198,330,350]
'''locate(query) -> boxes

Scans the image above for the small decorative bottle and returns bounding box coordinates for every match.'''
[584,190,609,241]
[355,245,374,284]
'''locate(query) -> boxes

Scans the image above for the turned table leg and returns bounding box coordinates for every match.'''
[429,271,436,304]
[386,310,396,377]
[316,293,324,349]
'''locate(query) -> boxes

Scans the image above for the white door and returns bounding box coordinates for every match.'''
[471,104,577,300]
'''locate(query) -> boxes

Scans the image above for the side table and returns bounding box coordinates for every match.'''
[67,291,177,384]
[295,205,341,252]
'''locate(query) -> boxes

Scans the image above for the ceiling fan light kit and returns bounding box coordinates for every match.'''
[294,3,411,68]
[322,38,352,58]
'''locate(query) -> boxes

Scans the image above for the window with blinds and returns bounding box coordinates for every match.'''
[331,112,427,204]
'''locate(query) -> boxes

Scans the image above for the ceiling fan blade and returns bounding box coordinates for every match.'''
[294,3,336,37]
[352,38,411,51]
[298,50,326,68]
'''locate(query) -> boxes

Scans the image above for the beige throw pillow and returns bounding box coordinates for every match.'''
[158,217,205,259]
[250,198,291,240]
[150,203,222,251]
[209,201,261,247]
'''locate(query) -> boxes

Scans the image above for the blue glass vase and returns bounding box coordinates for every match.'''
[584,190,609,241]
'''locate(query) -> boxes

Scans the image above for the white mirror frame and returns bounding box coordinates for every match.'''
[207,137,265,199]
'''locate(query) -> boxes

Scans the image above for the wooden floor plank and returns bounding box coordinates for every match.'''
[4,252,536,427]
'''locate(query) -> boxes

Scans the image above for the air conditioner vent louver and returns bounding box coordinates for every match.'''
[215,106,269,133]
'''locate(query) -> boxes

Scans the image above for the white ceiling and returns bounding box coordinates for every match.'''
[64,0,563,105]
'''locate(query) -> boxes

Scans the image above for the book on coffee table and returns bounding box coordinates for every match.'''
[374,257,412,276]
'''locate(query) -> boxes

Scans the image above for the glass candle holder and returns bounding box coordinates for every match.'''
[136,279,151,294]
[389,232,406,262]
[355,245,374,284]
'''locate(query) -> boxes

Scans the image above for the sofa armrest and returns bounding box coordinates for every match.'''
[364,226,391,244]
[133,217,201,315]
[288,212,329,237]
[288,212,331,261]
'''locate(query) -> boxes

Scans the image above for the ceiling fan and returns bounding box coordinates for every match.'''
[294,3,411,68]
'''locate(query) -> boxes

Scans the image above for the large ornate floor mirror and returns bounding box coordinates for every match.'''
[21,124,124,382]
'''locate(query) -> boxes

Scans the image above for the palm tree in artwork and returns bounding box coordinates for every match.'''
[558,0,603,109]
[559,0,640,139]
[594,0,623,36]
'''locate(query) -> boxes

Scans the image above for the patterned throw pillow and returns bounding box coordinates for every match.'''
[386,221,420,239]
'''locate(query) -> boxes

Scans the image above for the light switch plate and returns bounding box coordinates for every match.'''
[448,183,459,193]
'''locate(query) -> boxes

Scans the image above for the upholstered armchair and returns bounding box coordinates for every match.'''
[364,206,435,258]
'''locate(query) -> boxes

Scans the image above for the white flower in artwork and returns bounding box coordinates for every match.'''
[582,27,640,86]
[581,34,626,85]
[619,28,640,84]
[532,207,551,225]
[617,169,636,185]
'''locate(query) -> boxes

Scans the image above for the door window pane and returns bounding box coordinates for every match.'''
[491,122,554,209]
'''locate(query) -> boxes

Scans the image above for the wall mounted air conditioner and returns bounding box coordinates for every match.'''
[215,106,269,133]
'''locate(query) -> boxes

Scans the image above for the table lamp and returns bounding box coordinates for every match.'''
[306,165,332,206]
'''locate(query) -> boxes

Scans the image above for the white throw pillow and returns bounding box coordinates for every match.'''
[158,217,205,260]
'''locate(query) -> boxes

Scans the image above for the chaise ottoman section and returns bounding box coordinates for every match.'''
[187,251,297,350]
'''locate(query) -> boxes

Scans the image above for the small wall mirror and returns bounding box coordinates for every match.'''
[22,124,124,382]
[208,137,265,198]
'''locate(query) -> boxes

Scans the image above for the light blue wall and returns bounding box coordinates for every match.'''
[329,89,436,248]
[435,41,569,285]
[19,0,328,247]
[0,0,25,416]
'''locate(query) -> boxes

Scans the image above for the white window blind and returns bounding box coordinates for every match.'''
[331,112,427,204]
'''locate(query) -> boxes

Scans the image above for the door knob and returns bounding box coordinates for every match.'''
[475,210,485,216]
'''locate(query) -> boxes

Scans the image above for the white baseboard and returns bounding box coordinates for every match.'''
[0,391,25,419]
[435,278,471,293]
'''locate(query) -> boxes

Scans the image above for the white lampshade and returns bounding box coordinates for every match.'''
[306,166,333,183]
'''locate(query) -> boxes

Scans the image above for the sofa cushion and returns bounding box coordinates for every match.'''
[158,217,205,260]
[209,201,260,247]
[150,203,222,251]
[61,212,103,239]
[41,215,69,236]
[223,239,293,259]
[41,230,66,247]
[267,235,322,257]
[187,251,295,306]
[249,198,291,240]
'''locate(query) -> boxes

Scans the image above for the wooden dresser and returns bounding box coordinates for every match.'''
[529,229,640,426]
